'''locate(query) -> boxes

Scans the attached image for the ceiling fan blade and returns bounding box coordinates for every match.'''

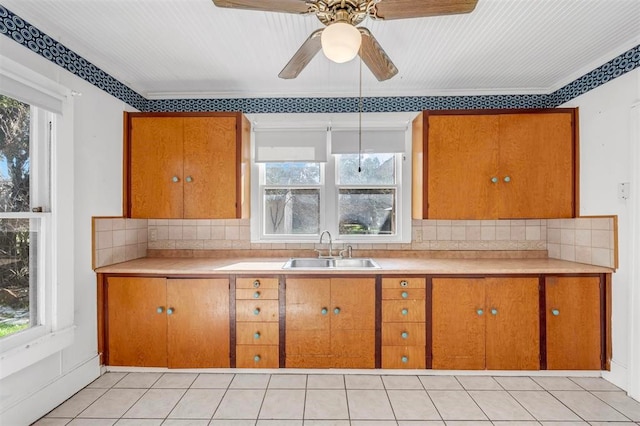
[212,0,310,14]
[279,28,323,79]
[373,0,478,20]
[358,27,398,81]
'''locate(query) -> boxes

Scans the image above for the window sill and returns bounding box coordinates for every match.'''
[0,325,75,379]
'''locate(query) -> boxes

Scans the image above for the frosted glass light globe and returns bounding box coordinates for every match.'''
[321,22,362,63]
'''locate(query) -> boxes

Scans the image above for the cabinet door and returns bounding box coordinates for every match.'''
[166,278,230,368]
[285,278,331,366]
[432,278,486,369]
[485,277,540,370]
[130,117,184,218]
[183,117,237,218]
[498,112,574,218]
[107,277,167,367]
[330,278,375,367]
[427,114,500,219]
[546,276,601,369]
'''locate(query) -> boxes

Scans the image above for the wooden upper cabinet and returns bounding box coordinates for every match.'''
[125,112,251,219]
[412,109,577,219]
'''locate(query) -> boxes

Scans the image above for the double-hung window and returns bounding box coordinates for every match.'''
[252,123,410,243]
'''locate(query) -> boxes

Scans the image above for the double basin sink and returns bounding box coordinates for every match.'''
[282,257,381,269]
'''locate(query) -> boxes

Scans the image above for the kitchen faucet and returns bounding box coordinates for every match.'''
[316,230,333,258]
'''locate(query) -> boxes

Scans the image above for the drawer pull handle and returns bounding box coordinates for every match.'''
[401,291,409,299]
[476,309,484,315]
[401,331,409,339]
[400,280,408,287]
[401,308,409,316]
[172,176,179,183]
[253,280,260,288]
[254,355,261,362]
[253,308,260,315]
[491,308,498,315]
[334,307,341,315]
[401,356,409,363]
[551,309,560,316]
[253,291,260,299]
[321,307,328,315]
[503,176,511,183]
[491,176,498,183]
[167,307,174,315]
[254,332,261,339]
[185,176,193,183]
[156,306,164,314]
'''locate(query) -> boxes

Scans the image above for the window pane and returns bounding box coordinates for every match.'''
[337,154,395,185]
[264,189,320,235]
[0,95,31,213]
[0,218,38,338]
[265,162,320,185]
[339,188,396,235]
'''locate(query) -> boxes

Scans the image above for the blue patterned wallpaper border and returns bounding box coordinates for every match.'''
[1,4,638,113]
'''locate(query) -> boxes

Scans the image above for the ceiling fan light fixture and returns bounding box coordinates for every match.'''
[321,21,362,63]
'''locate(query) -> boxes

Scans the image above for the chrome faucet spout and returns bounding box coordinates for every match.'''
[318,230,333,258]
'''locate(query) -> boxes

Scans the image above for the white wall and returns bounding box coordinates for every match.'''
[562,68,640,397]
[0,37,133,424]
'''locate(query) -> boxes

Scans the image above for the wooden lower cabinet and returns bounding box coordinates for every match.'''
[285,277,375,368]
[545,276,602,370]
[431,277,540,370]
[106,276,230,368]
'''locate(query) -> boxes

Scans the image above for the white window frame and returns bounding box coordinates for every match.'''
[0,56,74,379]
[250,117,412,245]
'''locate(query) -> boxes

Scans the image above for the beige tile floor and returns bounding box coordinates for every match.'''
[32,373,640,426]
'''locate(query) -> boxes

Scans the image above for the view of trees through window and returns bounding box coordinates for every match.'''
[0,94,33,338]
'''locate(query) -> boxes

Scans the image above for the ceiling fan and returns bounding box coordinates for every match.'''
[212,0,478,81]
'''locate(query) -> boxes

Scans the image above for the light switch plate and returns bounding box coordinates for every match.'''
[619,182,630,200]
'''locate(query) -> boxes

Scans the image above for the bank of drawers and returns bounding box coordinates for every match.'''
[236,277,279,368]
[381,277,426,368]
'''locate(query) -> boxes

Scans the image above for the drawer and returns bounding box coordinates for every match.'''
[382,322,426,346]
[236,288,279,300]
[382,277,425,289]
[237,277,279,289]
[382,300,425,322]
[236,322,279,345]
[236,345,279,368]
[382,288,426,300]
[236,300,279,322]
[382,346,426,369]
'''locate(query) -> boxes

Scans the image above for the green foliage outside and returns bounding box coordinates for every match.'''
[0,94,32,337]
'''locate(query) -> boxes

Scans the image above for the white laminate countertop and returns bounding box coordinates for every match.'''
[94,257,613,275]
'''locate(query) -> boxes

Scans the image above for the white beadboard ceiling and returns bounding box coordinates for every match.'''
[2,0,639,99]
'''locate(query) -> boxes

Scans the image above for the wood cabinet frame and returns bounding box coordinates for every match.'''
[97,271,609,370]
[122,111,250,219]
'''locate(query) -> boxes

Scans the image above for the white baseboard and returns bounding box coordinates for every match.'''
[0,354,101,425]
[602,359,628,391]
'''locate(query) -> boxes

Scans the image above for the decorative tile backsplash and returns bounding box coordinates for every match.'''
[92,216,617,269]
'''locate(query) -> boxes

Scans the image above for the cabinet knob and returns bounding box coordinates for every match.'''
[401,356,409,363]
[253,291,260,299]
[400,280,408,287]
[253,355,261,362]
[253,308,261,316]
[476,309,484,315]
[253,280,260,288]
[490,308,498,315]
[334,307,341,315]
[254,332,261,339]
[401,291,409,299]
[401,308,409,316]
[156,306,164,314]
[167,307,174,315]
[172,176,179,183]
[401,331,409,339]
[491,176,498,183]
[551,309,560,316]
[321,307,328,315]
[185,176,193,183]
[503,176,511,183]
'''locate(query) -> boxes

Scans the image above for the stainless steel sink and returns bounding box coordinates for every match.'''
[282,257,381,269]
